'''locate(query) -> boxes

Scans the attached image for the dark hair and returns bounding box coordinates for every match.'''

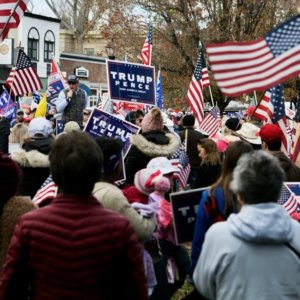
[49,132,103,195]
[94,136,123,173]
[262,139,281,151]
[210,140,253,216]
[125,110,144,124]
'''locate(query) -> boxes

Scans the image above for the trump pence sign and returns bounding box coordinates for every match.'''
[106,60,156,105]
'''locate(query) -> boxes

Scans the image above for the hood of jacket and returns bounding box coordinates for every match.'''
[10,149,49,168]
[228,203,294,244]
[131,132,180,158]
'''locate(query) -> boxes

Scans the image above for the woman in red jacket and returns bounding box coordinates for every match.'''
[0,131,147,300]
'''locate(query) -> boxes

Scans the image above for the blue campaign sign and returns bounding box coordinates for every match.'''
[170,187,208,244]
[107,60,156,105]
[55,119,64,135]
[0,90,17,121]
[83,108,140,156]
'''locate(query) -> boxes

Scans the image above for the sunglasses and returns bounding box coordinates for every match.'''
[68,82,78,85]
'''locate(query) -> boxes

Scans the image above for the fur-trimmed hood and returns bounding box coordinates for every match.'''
[10,149,49,168]
[131,132,180,158]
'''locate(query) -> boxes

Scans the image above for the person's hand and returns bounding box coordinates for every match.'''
[67,90,73,100]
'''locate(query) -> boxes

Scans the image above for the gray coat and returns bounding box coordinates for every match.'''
[193,203,300,300]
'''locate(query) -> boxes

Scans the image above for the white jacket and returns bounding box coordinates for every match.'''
[193,203,300,300]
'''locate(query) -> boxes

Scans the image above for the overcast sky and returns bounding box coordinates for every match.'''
[28,0,56,18]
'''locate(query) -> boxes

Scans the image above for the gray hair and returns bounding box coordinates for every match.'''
[230,150,284,204]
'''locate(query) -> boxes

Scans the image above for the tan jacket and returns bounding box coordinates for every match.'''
[93,182,155,241]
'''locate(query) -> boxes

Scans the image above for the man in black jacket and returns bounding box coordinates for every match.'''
[0,116,10,154]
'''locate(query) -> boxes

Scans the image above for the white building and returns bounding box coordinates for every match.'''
[0,12,61,90]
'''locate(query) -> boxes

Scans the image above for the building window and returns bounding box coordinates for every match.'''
[46,63,51,76]
[44,30,55,62]
[84,48,94,56]
[28,27,39,61]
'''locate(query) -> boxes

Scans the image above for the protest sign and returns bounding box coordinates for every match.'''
[83,108,140,157]
[55,119,64,136]
[170,187,208,244]
[106,60,155,105]
[0,90,16,121]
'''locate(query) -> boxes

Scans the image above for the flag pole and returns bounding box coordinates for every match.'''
[249,91,265,120]
[208,85,214,107]
[253,90,258,106]
[0,0,23,41]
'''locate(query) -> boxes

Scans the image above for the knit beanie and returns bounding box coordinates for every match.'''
[134,168,162,195]
[0,152,22,202]
[64,121,81,133]
[225,118,241,131]
[182,114,195,127]
[141,107,164,133]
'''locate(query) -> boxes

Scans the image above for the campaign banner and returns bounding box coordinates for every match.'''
[170,187,208,244]
[0,90,17,121]
[47,72,65,106]
[106,60,156,105]
[83,108,140,157]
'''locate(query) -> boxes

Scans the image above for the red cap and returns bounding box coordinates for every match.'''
[258,124,283,143]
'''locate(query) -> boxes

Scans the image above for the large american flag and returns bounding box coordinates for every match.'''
[206,15,300,97]
[139,23,153,66]
[5,49,43,96]
[0,0,29,42]
[186,48,209,125]
[170,144,191,190]
[198,106,221,136]
[252,84,289,154]
[278,185,299,215]
[32,176,58,207]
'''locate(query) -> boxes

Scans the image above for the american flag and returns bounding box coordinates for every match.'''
[278,185,299,214]
[291,85,300,163]
[170,144,191,190]
[32,176,58,207]
[198,106,221,136]
[186,47,209,125]
[252,84,289,154]
[113,101,128,117]
[139,23,153,66]
[206,15,300,97]
[0,0,29,42]
[5,49,43,96]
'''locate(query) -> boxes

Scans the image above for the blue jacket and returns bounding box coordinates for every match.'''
[190,186,236,278]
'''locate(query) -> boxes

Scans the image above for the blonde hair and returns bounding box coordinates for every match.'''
[9,123,28,144]
[198,138,221,166]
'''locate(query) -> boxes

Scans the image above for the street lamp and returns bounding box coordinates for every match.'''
[105,40,116,60]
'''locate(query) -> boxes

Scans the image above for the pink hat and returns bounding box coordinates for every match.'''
[134,168,163,195]
[141,107,164,132]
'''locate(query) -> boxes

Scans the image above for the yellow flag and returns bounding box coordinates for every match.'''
[35,95,47,118]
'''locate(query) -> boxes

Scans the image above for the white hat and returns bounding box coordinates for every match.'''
[236,122,261,145]
[28,117,52,138]
[147,157,178,174]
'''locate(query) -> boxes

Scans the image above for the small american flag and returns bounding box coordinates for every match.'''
[252,84,289,155]
[278,185,299,215]
[206,15,300,97]
[198,106,221,136]
[32,176,58,207]
[186,47,209,125]
[170,144,191,190]
[5,49,43,96]
[0,0,29,42]
[139,23,153,66]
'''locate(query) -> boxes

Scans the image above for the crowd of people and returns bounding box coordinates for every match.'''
[1,78,300,299]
